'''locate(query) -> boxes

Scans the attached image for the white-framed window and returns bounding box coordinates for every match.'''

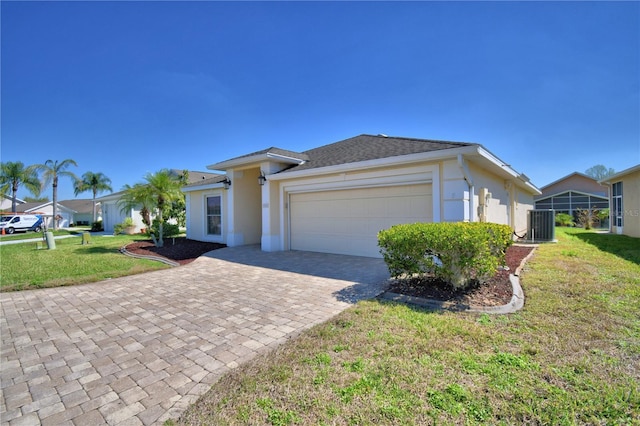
[206,194,222,236]
[612,182,623,227]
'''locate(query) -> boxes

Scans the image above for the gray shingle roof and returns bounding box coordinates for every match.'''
[280,134,476,173]
[182,174,229,189]
[169,169,221,184]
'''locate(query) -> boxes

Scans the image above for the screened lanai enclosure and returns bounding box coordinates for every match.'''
[534,190,609,226]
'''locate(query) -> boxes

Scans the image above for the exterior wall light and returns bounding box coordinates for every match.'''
[258,172,267,186]
[222,177,231,190]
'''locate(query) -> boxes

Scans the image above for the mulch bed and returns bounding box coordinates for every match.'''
[124,237,226,265]
[385,245,535,307]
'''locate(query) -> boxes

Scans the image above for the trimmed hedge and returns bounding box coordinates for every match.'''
[378,222,513,289]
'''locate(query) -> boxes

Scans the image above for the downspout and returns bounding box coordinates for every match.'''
[457,154,475,222]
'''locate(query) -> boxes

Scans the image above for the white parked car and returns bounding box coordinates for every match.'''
[0,214,44,234]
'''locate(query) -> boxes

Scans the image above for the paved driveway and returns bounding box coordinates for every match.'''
[0,246,390,425]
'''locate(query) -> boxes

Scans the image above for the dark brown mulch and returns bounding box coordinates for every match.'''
[386,245,535,307]
[124,237,226,265]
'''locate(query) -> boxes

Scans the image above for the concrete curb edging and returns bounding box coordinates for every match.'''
[119,244,181,267]
[380,245,538,314]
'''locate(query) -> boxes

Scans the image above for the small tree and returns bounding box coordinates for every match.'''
[119,183,154,231]
[120,169,183,247]
[166,170,189,228]
[0,161,42,213]
[576,208,599,230]
[585,165,615,180]
[74,171,113,223]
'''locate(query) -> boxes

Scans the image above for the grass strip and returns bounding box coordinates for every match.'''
[175,228,639,425]
[0,234,168,291]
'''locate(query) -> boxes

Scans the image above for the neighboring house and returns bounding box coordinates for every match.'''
[98,190,146,235]
[534,172,609,224]
[98,170,220,234]
[599,164,640,238]
[10,201,76,229]
[183,134,541,258]
[59,199,101,226]
[0,195,26,211]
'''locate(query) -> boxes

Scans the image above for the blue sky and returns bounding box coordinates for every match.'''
[2,1,639,202]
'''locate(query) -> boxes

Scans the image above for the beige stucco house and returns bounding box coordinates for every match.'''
[534,172,609,222]
[98,170,220,234]
[600,164,640,238]
[183,134,541,258]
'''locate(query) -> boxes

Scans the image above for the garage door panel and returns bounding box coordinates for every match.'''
[290,184,432,257]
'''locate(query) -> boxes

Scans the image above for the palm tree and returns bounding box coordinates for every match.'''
[118,182,154,231]
[120,169,183,247]
[0,161,42,213]
[37,159,78,230]
[74,172,113,223]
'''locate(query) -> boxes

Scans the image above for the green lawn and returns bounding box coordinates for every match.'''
[174,228,640,425]
[0,227,86,242]
[0,233,168,291]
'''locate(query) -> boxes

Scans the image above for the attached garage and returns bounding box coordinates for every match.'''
[289,184,433,257]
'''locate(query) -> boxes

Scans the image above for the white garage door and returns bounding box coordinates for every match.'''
[290,184,433,257]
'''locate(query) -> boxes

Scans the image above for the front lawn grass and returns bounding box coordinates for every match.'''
[175,228,639,425]
[0,228,83,242]
[0,234,168,291]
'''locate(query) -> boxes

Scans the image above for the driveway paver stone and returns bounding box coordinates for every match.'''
[1,246,389,425]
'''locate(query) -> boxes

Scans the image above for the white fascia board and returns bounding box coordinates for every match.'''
[266,152,307,164]
[475,146,542,195]
[268,145,477,181]
[26,203,76,214]
[182,183,226,193]
[535,189,609,201]
[96,191,127,201]
[599,164,640,184]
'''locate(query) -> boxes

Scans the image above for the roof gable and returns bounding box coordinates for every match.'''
[282,134,476,173]
[207,147,309,171]
[59,199,96,214]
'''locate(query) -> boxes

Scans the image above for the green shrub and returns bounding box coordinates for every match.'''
[91,220,103,232]
[149,218,180,239]
[555,213,574,227]
[378,222,513,290]
[114,217,136,235]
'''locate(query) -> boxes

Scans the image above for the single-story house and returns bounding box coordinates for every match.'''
[58,199,101,226]
[599,164,640,238]
[534,172,609,224]
[183,134,541,258]
[98,170,220,234]
[10,201,76,229]
[0,195,26,212]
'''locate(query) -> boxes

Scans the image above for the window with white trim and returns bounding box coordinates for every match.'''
[206,195,222,236]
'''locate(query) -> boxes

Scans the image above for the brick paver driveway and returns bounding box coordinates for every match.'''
[1,246,390,425]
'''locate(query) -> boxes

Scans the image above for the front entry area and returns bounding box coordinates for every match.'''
[289,184,433,257]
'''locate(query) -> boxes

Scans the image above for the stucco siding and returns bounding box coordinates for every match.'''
[230,168,262,245]
[620,170,640,238]
[441,160,469,222]
[539,174,608,198]
[516,189,535,236]
[101,201,145,234]
[185,189,226,243]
